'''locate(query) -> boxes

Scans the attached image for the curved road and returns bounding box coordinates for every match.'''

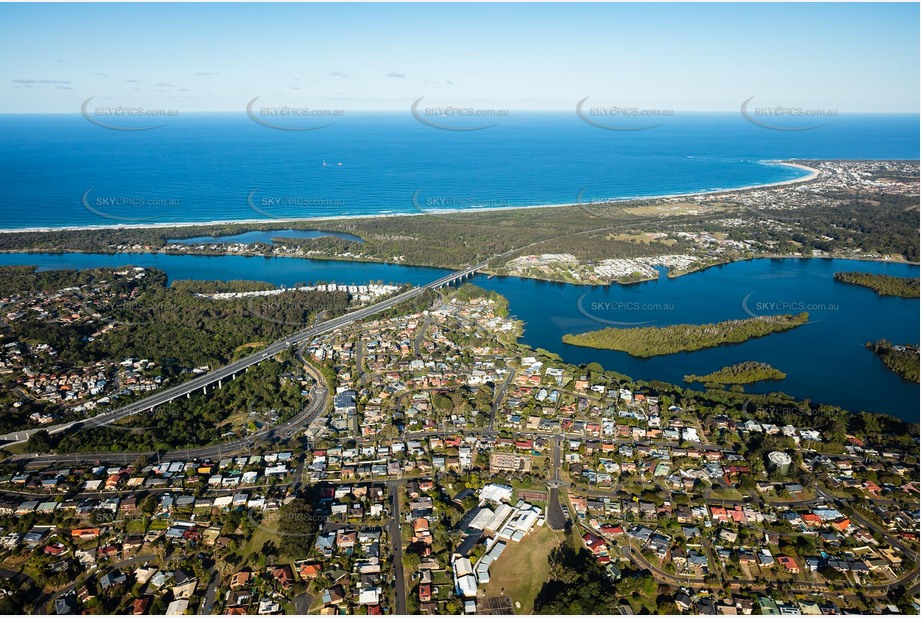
[11,364,329,467]
[1,214,725,448]
[0,210,740,449]
[0,262,486,447]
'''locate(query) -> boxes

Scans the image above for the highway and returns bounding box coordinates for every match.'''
[0,220,674,449]
[0,213,734,449]
[12,363,330,468]
[0,260,487,447]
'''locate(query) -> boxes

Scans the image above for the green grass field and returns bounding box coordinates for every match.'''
[483,524,562,614]
[125,519,148,534]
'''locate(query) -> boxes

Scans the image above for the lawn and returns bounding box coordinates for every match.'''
[483,524,562,614]
[125,519,148,534]
[238,521,277,564]
[4,442,29,455]
[431,570,453,586]
[709,487,745,501]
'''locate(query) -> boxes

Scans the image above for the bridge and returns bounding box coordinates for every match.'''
[0,260,489,447]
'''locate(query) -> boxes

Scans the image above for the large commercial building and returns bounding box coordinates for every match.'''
[489,452,531,474]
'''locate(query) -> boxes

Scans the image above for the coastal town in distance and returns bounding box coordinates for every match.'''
[1,2,919,617]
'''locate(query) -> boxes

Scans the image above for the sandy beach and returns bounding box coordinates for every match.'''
[0,160,820,235]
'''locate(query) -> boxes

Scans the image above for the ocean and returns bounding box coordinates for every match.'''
[0,112,918,230]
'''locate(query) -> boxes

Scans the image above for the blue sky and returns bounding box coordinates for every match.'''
[1,2,918,113]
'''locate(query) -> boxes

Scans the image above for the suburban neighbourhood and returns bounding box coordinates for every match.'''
[1,289,917,614]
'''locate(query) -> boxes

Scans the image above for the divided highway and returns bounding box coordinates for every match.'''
[0,261,487,447]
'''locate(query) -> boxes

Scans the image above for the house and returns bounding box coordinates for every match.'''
[44,543,68,556]
[99,571,127,590]
[54,594,77,615]
[134,567,158,586]
[358,588,382,605]
[258,599,281,614]
[412,518,432,544]
[797,601,821,615]
[230,570,253,590]
[315,533,335,557]
[675,593,692,611]
[336,530,357,550]
[758,597,780,616]
[269,565,295,590]
[802,513,822,527]
[226,590,252,607]
[321,586,346,605]
[777,555,800,574]
[171,580,198,600]
[131,596,152,615]
[736,598,754,615]
[297,563,322,580]
[582,532,607,556]
[831,518,850,532]
[165,600,189,615]
[71,528,101,540]
[600,524,624,538]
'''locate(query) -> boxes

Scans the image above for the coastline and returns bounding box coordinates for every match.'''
[0,160,818,235]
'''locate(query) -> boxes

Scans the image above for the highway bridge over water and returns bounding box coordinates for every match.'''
[0,260,486,447]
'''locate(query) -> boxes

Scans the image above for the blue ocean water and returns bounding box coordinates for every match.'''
[0,112,917,229]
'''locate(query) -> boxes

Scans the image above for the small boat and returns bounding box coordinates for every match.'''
[322,160,328,167]
[338,162,343,167]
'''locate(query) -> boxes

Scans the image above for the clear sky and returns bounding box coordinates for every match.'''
[2,2,919,113]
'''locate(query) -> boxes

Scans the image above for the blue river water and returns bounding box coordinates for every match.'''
[0,252,916,422]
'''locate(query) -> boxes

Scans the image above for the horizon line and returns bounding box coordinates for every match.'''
[2,109,919,115]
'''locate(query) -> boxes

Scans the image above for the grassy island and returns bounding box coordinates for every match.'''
[684,361,787,384]
[834,272,919,297]
[866,340,920,382]
[562,313,809,357]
